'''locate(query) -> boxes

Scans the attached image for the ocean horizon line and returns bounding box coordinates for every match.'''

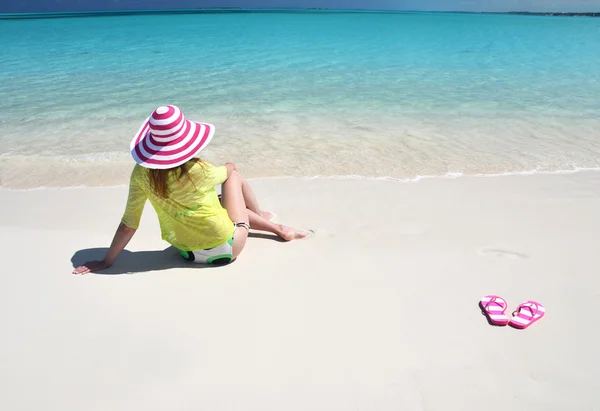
[1,8,599,20]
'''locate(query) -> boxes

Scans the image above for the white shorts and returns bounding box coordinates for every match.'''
[178,222,250,265]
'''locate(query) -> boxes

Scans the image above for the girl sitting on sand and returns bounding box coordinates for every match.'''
[73,105,306,274]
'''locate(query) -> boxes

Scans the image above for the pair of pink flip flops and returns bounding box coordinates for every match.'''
[479,295,545,329]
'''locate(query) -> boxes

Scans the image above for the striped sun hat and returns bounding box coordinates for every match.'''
[130,105,215,169]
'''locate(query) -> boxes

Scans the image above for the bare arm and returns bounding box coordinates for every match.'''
[72,221,137,275]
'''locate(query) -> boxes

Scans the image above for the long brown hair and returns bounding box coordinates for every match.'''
[148,158,203,198]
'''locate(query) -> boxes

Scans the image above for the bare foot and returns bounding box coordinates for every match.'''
[278,225,308,241]
[261,211,274,221]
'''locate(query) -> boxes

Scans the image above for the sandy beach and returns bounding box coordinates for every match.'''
[1,170,599,410]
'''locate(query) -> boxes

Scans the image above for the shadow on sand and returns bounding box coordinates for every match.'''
[70,232,282,275]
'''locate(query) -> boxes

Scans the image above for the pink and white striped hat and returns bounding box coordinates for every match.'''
[130,105,215,169]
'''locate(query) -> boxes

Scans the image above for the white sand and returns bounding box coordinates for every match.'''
[1,171,599,410]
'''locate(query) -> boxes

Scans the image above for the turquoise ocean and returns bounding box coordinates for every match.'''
[1,10,599,188]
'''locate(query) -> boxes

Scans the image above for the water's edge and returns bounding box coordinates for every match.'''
[3,167,600,192]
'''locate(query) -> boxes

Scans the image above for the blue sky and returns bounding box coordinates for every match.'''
[2,0,600,14]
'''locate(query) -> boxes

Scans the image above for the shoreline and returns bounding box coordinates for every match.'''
[2,167,600,192]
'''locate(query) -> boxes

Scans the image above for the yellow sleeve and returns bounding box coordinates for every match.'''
[205,163,228,187]
[121,172,147,229]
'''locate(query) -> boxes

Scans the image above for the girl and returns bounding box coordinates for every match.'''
[73,105,306,274]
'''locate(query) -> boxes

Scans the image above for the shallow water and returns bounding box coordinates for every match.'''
[1,11,600,188]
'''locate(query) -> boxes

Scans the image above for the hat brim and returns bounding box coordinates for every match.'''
[130,117,215,170]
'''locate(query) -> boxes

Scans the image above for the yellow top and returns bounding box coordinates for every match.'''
[121,160,234,251]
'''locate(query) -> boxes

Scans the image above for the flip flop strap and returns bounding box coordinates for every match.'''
[514,302,539,320]
[484,296,504,311]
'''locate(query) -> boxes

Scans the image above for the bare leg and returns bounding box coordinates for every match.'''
[240,175,273,220]
[241,177,261,214]
[247,210,307,241]
[221,171,249,259]
[220,175,273,220]
[222,171,307,259]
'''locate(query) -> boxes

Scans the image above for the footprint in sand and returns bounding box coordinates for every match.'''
[478,248,529,259]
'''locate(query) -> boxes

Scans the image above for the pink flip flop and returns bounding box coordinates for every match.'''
[479,295,510,326]
[509,301,545,329]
